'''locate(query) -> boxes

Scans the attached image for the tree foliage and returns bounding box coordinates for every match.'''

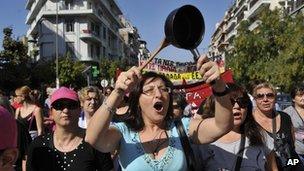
[58,53,86,88]
[226,8,304,92]
[0,27,31,92]
[99,57,129,81]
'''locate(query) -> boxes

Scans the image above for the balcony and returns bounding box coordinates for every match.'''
[247,0,271,18]
[226,18,236,33]
[80,29,102,43]
[26,0,47,24]
[26,0,35,10]
[226,30,237,42]
[218,41,229,51]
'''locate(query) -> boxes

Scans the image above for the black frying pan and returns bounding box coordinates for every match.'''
[139,5,205,71]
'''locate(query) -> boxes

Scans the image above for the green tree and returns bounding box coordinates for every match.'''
[0,27,31,92]
[226,8,304,92]
[99,58,128,81]
[58,53,86,88]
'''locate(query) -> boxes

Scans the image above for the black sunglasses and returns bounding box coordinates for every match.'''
[52,101,79,111]
[230,97,248,108]
[255,93,275,100]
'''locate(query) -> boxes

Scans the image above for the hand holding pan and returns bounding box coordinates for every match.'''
[139,5,205,71]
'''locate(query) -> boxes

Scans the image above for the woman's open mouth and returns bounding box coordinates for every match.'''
[153,101,164,112]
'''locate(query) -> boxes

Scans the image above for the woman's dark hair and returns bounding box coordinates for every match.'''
[290,83,304,99]
[229,83,265,146]
[201,83,264,146]
[172,92,187,110]
[124,72,174,131]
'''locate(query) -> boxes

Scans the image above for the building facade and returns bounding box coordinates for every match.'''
[208,0,301,65]
[26,0,140,66]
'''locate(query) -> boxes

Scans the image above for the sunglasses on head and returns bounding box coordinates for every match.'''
[230,97,248,108]
[52,100,79,111]
[255,93,275,100]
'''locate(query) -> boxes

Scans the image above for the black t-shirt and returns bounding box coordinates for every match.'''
[26,133,113,171]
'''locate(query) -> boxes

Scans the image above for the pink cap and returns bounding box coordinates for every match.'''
[50,87,79,106]
[0,106,17,150]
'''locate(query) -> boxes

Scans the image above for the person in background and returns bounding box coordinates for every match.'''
[253,82,303,170]
[86,55,234,170]
[44,87,55,113]
[26,87,113,171]
[198,83,277,170]
[104,86,114,101]
[0,106,18,171]
[78,86,103,129]
[111,95,130,123]
[15,86,44,139]
[172,92,189,119]
[0,96,30,171]
[11,92,22,111]
[284,84,304,164]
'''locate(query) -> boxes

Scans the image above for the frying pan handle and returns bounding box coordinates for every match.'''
[139,38,170,71]
[191,49,216,85]
[190,48,201,62]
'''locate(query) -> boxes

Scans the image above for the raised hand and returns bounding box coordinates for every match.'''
[114,66,142,93]
[196,55,220,84]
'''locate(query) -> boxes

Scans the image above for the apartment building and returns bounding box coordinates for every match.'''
[25,0,140,66]
[208,0,301,65]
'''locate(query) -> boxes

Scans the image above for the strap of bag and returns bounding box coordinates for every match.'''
[174,119,196,171]
[234,134,246,171]
[272,111,277,149]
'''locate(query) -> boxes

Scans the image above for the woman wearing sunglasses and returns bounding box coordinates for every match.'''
[26,87,113,171]
[86,55,234,171]
[253,82,303,170]
[198,83,277,170]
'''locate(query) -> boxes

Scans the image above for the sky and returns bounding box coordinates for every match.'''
[0,0,233,62]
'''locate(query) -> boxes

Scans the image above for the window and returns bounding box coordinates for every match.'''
[90,23,100,36]
[102,46,106,57]
[90,44,94,58]
[41,42,54,58]
[96,45,100,59]
[65,0,74,10]
[65,19,74,32]
[66,42,75,58]
[103,27,107,39]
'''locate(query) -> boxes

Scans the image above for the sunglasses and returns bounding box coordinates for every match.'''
[230,97,248,108]
[255,93,275,100]
[52,101,79,111]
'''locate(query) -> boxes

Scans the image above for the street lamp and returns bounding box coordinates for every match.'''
[55,0,59,88]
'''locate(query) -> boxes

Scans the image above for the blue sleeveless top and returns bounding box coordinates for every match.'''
[112,117,190,171]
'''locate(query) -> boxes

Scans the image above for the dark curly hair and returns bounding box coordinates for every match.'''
[124,72,174,131]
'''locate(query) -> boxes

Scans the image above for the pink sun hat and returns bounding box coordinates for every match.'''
[0,106,17,150]
[50,87,79,106]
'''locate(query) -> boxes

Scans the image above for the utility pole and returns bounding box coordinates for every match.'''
[55,0,59,88]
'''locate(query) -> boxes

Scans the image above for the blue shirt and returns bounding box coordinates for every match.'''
[112,117,190,171]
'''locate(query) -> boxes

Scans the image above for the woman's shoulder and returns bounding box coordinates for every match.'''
[30,132,52,147]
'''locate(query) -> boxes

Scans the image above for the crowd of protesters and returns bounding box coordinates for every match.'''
[1,55,304,171]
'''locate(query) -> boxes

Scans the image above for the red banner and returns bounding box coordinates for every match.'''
[182,70,234,107]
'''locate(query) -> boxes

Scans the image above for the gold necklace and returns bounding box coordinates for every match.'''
[55,136,80,152]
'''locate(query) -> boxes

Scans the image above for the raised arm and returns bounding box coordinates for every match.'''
[189,55,233,144]
[85,67,141,153]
